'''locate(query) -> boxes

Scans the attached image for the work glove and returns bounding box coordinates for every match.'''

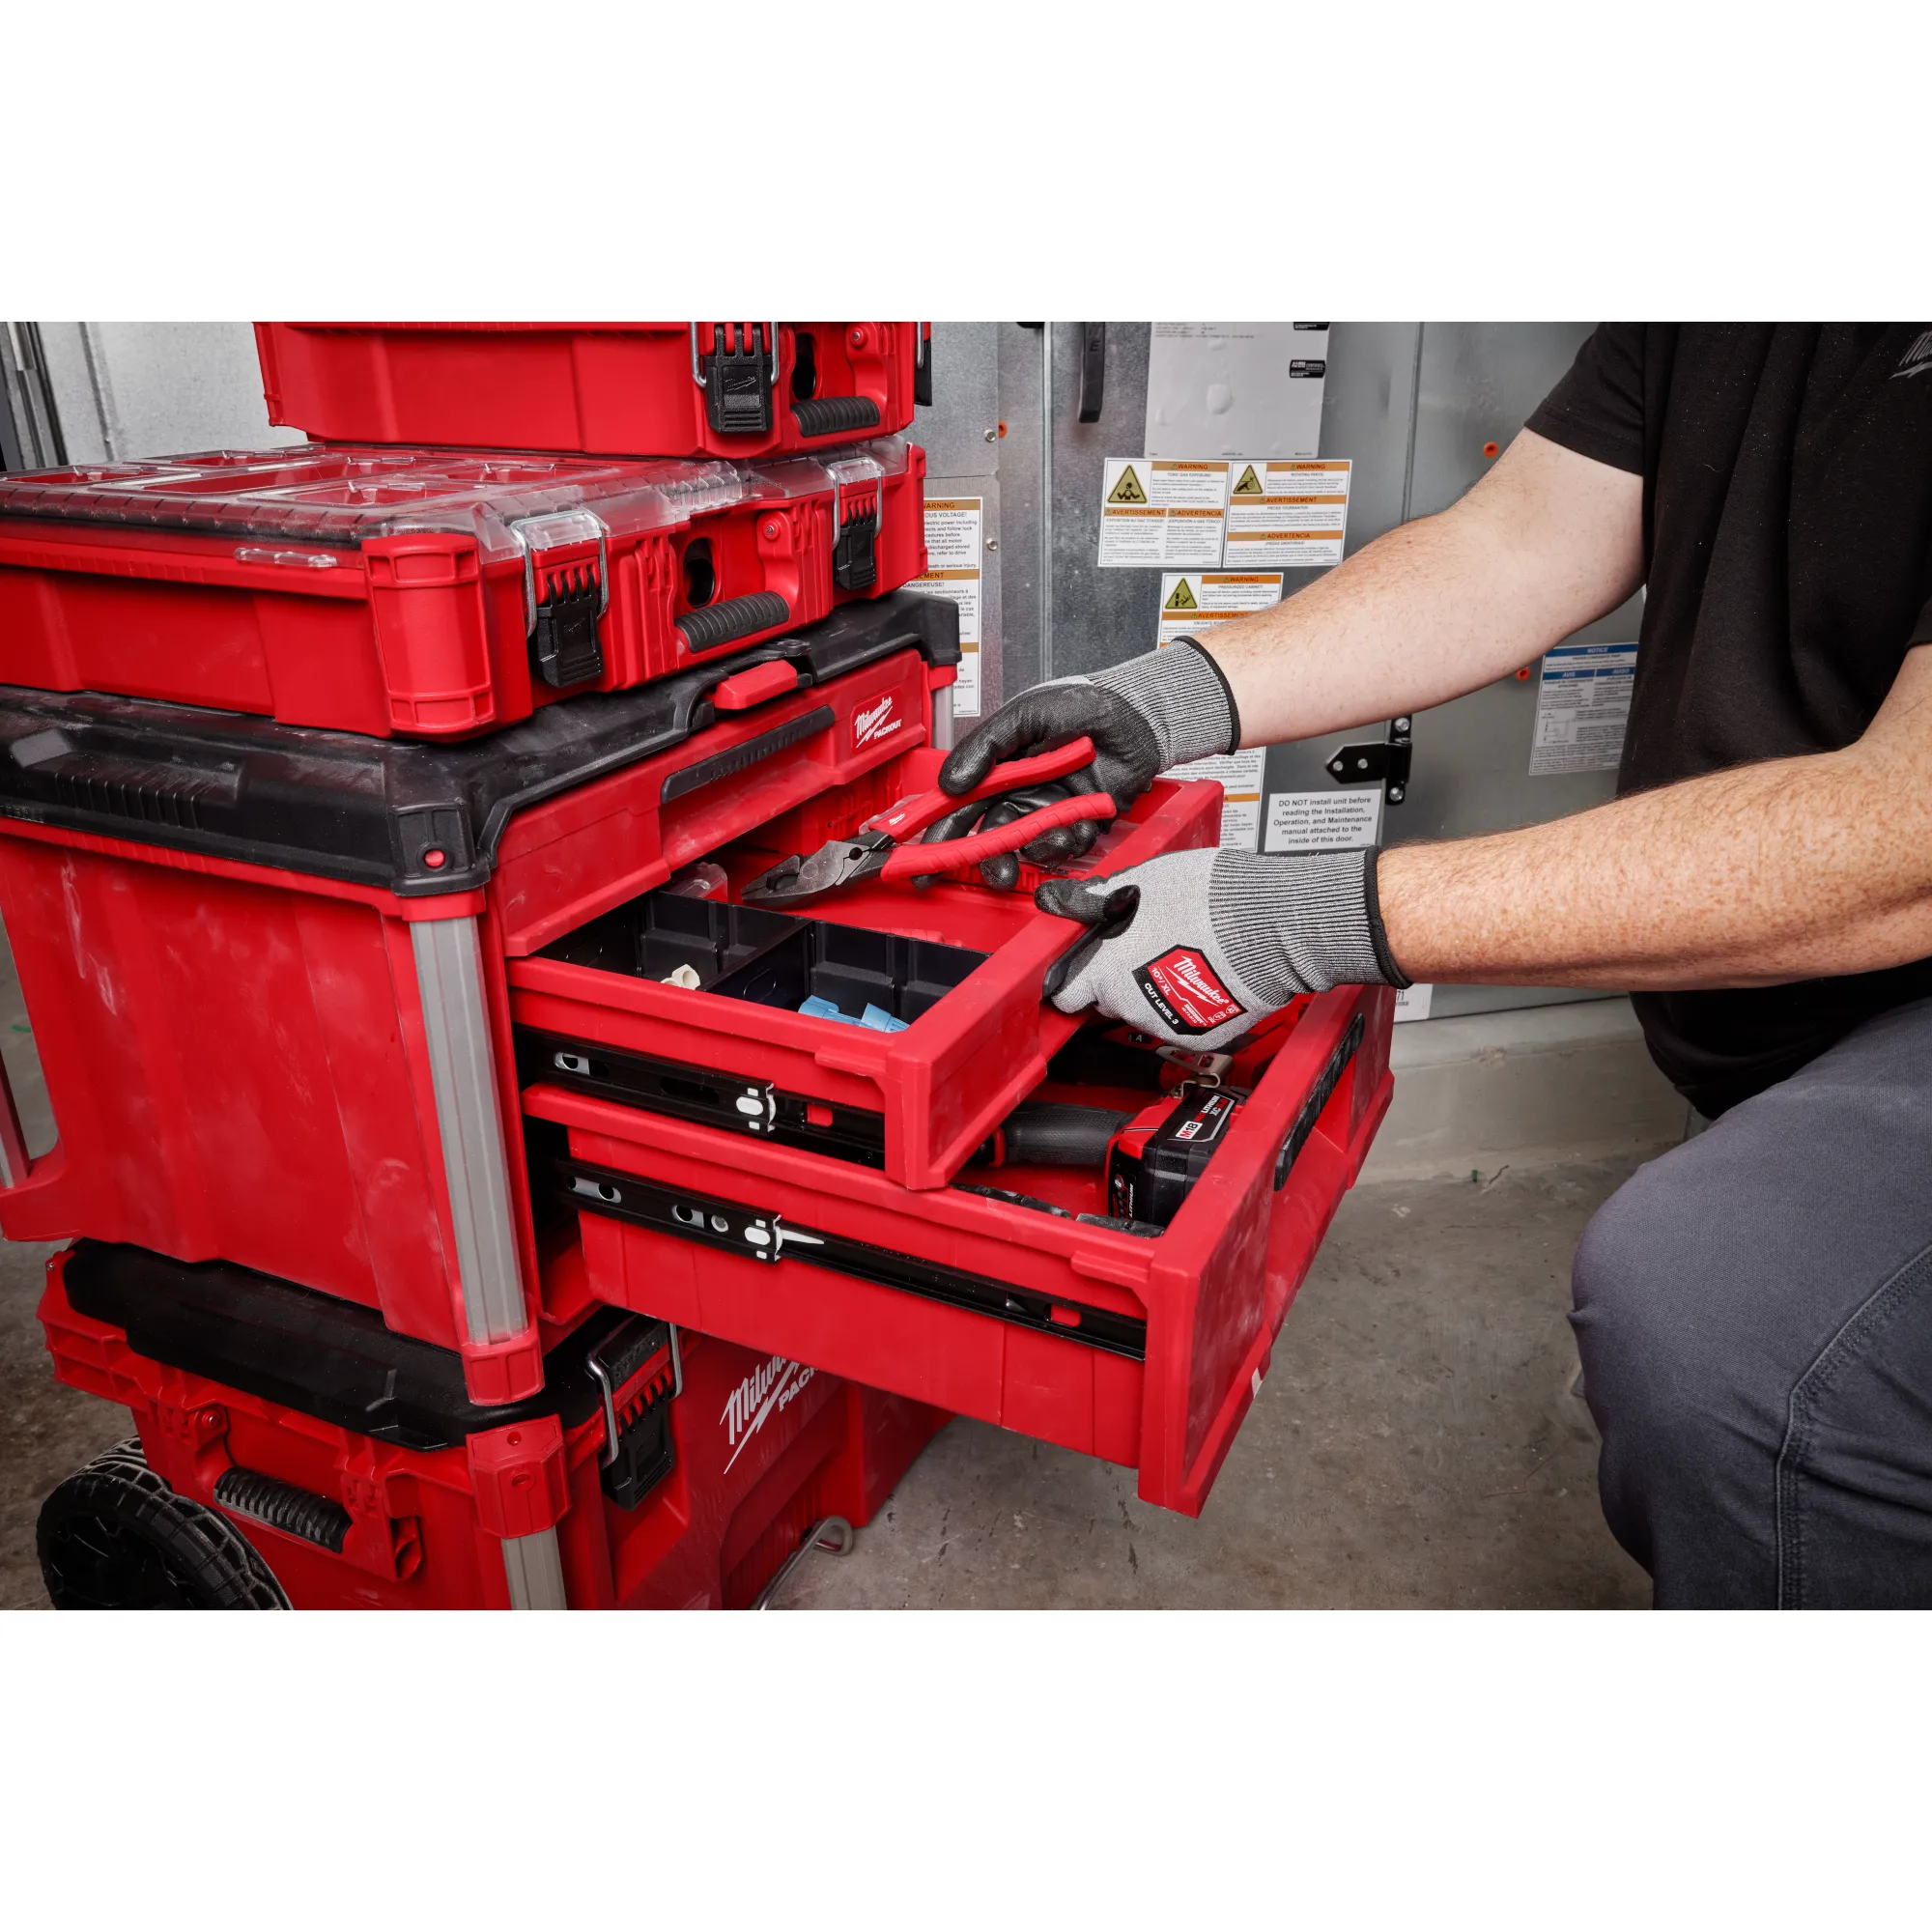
[1037,846,1408,1052]
[924,639,1239,889]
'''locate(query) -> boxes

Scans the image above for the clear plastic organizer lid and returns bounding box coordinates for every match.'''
[0,438,912,561]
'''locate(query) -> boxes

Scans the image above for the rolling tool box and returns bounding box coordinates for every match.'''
[524,981,1395,1518]
[0,593,958,1406]
[0,437,924,737]
[254,322,925,463]
[505,750,1223,1190]
[36,1240,944,1609]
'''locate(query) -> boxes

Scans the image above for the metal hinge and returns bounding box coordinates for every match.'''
[1324,715,1414,805]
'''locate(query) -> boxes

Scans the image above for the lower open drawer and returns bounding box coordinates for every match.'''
[524,983,1394,1517]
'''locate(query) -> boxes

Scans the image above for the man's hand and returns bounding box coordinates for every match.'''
[931,639,1237,888]
[1037,846,1406,1050]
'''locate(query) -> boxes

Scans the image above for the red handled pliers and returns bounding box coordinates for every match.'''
[740,738,1114,906]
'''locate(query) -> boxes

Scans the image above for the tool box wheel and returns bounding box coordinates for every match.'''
[37,1439,291,1610]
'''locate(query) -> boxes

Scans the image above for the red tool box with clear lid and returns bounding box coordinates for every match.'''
[254,322,927,462]
[0,437,924,737]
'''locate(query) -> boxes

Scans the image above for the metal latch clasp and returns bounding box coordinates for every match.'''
[514,511,610,691]
[584,1315,683,1469]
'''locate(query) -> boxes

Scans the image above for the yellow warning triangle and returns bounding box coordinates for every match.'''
[1163,578,1199,611]
[1107,465,1148,505]
[1232,463,1264,497]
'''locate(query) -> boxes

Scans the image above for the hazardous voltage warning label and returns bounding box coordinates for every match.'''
[1097,458,1229,568]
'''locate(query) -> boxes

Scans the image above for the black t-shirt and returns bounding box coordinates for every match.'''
[1525,324,1932,1116]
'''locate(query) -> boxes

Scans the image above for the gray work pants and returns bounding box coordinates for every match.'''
[1572,995,1932,1607]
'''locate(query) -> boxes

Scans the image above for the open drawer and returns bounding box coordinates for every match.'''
[523,983,1395,1517]
[505,752,1223,1190]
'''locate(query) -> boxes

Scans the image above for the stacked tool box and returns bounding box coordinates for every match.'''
[0,321,1393,1609]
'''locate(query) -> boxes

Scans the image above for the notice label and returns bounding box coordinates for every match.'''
[1529,641,1637,775]
[1151,573,1283,851]
[1223,459,1351,568]
[911,497,984,715]
[1264,787,1384,852]
[1097,458,1231,568]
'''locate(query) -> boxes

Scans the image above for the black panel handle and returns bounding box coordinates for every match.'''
[1077,324,1107,424]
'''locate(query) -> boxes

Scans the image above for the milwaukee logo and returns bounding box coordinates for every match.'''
[854,696,902,748]
[1174,1092,1236,1143]
[1135,946,1247,1036]
[1894,329,1932,381]
[721,1352,815,1474]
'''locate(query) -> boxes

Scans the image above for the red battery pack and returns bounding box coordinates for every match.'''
[0,438,924,737]
[0,596,956,1406]
[255,322,924,463]
[504,751,1224,1190]
[36,1242,944,1610]
[524,982,1395,1518]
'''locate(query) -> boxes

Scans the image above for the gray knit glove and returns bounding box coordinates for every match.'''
[1037,847,1407,1052]
[928,639,1239,888]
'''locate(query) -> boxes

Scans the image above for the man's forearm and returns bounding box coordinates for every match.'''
[1201,430,1644,749]
[1379,663,1932,987]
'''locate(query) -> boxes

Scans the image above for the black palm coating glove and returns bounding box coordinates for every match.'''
[1036,847,1408,1051]
[929,640,1240,886]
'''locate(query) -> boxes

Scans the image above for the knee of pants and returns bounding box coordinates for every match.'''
[1569,1163,1756,1463]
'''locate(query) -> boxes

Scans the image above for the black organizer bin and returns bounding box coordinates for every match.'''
[536,888,988,1026]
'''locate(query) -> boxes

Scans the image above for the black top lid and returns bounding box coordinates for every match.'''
[0,589,957,897]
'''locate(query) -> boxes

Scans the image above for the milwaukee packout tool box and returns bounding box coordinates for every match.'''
[524,982,1394,1519]
[504,752,1224,1191]
[254,322,927,463]
[38,1240,944,1609]
[0,437,924,737]
[0,594,957,1407]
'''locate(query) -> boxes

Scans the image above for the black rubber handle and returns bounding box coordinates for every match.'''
[1077,324,1107,423]
[676,591,790,655]
[991,1101,1134,1168]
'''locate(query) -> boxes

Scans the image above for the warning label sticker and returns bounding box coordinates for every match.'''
[909,497,985,715]
[1529,641,1636,775]
[1152,572,1284,851]
[1097,458,1230,568]
[1223,458,1351,568]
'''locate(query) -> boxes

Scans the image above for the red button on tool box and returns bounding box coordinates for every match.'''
[36,1241,944,1609]
[0,594,956,1406]
[0,437,924,737]
[525,983,1394,1518]
[255,322,925,463]
[504,751,1224,1191]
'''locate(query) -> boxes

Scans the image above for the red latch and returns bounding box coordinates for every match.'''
[466,1413,569,1540]
[712,660,801,712]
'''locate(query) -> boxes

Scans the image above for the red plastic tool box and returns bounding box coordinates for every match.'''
[505,750,1223,1190]
[0,437,924,737]
[255,322,926,462]
[0,594,958,1406]
[524,981,1395,1517]
[37,1240,944,1609]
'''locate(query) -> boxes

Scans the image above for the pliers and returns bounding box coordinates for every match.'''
[741,738,1115,906]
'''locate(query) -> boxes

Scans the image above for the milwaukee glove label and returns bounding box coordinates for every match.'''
[1135,947,1247,1034]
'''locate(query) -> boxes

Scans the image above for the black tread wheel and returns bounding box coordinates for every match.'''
[37,1438,291,1610]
